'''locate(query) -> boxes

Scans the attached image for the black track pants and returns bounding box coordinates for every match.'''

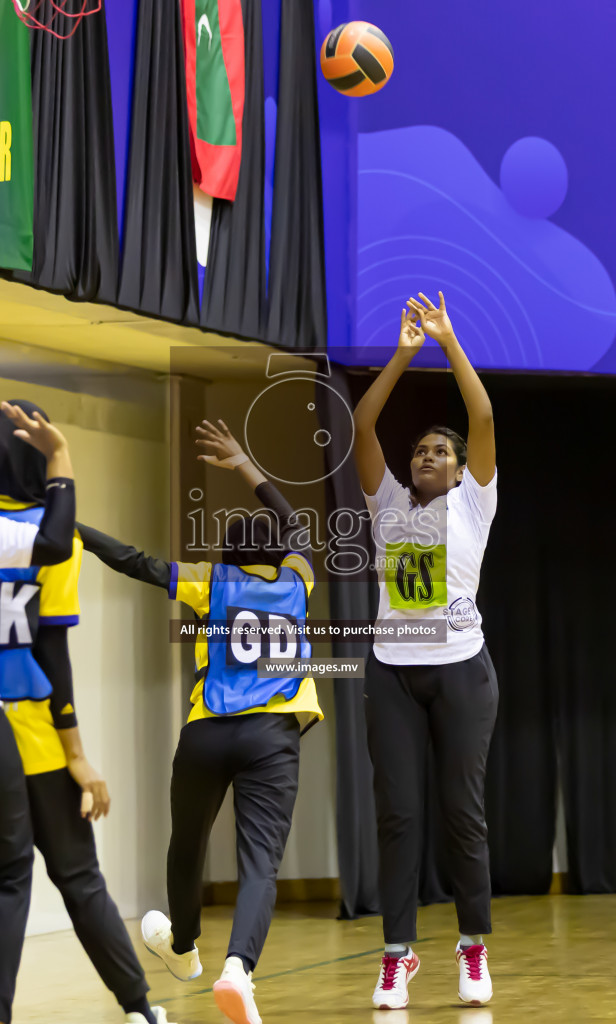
[26,768,149,1007]
[0,709,33,1024]
[365,645,498,942]
[167,713,300,969]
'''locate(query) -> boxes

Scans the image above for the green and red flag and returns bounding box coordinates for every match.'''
[181,0,245,202]
[0,3,33,270]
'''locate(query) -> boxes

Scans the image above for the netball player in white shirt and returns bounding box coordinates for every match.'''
[353,292,497,1009]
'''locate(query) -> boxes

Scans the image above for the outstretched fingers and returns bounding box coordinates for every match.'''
[1,403,35,431]
[417,291,438,311]
[407,301,427,329]
[196,419,222,439]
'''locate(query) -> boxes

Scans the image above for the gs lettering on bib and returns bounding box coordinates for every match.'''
[201,563,310,715]
[376,499,448,611]
[384,542,447,610]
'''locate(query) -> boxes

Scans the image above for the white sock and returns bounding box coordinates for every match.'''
[384,943,412,957]
[459,934,483,948]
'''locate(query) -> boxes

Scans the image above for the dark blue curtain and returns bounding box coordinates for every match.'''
[117,0,199,323]
[202,0,327,349]
[265,0,327,349]
[201,0,267,340]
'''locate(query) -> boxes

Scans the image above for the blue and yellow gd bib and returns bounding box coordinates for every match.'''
[201,562,311,715]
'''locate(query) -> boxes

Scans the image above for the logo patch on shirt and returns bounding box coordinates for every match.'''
[60,703,74,715]
[443,597,477,632]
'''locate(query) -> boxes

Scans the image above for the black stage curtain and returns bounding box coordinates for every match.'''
[316,366,380,918]
[117,0,199,323]
[202,0,327,350]
[265,0,327,350]
[11,2,118,302]
[201,0,266,340]
[328,368,615,912]
[545,385,616,893]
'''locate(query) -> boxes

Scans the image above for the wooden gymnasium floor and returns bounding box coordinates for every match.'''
[14,896,616,1023]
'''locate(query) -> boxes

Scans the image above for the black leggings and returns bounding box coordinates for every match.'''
[167,713,300,970]
[26,768,149,1008]
[365,645,498,943]
[0,710,33,1024]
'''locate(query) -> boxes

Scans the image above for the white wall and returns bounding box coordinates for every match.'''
[0,375,178,934]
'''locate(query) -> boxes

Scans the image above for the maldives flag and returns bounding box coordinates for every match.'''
[181,0,245,202]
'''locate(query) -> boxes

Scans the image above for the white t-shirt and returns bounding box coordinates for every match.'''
[0,517,37,568]
[363,465,497,665]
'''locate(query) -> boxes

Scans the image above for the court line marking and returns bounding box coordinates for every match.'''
[154,940,430,1004]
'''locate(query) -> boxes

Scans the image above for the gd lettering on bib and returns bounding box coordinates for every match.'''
[202,562,310,715]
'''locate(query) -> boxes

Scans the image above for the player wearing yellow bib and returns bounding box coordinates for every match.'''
[0,402,76,1024]
[353,293,498,1010]
[0,401,175,1024]
[79,419,323,1024]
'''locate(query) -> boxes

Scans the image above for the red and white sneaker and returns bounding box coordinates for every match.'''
[372,951,420,1009]
[456,943,492,1005]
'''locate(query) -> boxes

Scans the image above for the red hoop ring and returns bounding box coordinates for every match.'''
[12,0,102,40]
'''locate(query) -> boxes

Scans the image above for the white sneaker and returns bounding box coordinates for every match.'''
[456,942,492,1005]
[125,1008,175,1024]
[372,951,420,1009]
[141,909,202,982]
[213,956,262,1024]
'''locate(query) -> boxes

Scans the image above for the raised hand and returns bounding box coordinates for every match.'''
[195,419,248,468]
[398,307,425,353]
[1,402,68,458]
[406,291,455,347]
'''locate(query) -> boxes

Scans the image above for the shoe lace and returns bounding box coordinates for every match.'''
[381,956,403,990]
[461,945,485,981]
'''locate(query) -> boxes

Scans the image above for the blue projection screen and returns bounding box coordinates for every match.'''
[320,0,616,373]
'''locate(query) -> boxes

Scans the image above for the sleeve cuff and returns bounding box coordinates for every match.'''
[53,712,78,730]
[45,477,75,488]
[464,467,497,490]
[39,615,80,626]
[169,562,179,601]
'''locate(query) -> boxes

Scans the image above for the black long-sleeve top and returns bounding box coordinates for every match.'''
[32,478,76,566]
[77,481,312,590]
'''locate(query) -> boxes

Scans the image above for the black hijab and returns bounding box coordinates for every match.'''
[222,513,283,569]
[0,400,49,504]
